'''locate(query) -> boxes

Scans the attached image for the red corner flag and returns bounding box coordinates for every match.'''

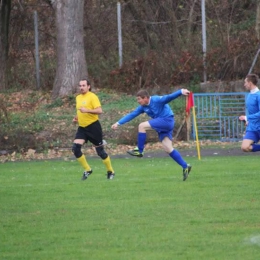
[185,91,201,160]
[186,92,194,115]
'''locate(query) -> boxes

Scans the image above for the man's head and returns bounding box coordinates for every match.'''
[136,89,150,105]
[79,79,91,94]
[244,74,259,91]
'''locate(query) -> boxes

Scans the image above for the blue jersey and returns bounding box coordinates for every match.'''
[246,89,260,131]
[118,90,182,125]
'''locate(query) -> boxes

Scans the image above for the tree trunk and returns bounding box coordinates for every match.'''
[124,0,153,49]
[51,0,87,99]
[0,0,11,90]
[256,0,260,40]
[187,0,198,42]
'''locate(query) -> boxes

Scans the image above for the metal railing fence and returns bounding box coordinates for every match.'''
[192,93,247,141]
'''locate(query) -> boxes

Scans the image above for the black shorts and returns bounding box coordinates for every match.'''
[74,120,103,146]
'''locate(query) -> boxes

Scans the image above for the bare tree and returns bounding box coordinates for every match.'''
[51,0,87,99]
[0,0,11,90]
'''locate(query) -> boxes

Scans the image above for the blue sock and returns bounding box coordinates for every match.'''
[137,132,146,153]
[169,149,187,168]
[252,144,260,152]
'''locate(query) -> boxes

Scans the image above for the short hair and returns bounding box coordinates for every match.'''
[136,89,150,98]
[79,79,91,91]
[246,74,259,85]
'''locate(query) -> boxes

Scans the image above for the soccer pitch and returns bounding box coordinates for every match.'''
[1,156,260,260]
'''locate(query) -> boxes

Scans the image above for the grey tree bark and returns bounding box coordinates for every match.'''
[51,0,87,99]
[0,0,11,90]
[256,0,260,40]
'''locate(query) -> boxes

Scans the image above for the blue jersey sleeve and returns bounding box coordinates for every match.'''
[117,89,182,124]
[118,106,144,125]
[145,90,182,118]
[156,89,182,104]
[246,91,260,131]
[247,93,260,120]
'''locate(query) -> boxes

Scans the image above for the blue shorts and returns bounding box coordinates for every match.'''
[149,116,174,141]
[243,130,260,143]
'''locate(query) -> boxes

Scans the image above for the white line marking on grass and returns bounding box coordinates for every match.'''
[244,235,260,246]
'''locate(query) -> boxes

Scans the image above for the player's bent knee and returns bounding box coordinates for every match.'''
[138,123,145,131]
[165,147,174,154]
[72,143,83,158]
[95,146,108,160]
[138,121,150,131]
[241,145,250,152]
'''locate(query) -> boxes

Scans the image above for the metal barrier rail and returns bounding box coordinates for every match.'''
[192,92,247,141]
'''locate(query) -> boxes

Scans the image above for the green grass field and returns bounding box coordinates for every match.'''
[1,156,260,260]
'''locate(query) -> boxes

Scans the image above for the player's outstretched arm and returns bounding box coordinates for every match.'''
[239,115,246,121]
[181,89,190,95]
[111,122,120,129]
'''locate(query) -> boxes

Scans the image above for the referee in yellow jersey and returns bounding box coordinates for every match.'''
[72,79,115,180]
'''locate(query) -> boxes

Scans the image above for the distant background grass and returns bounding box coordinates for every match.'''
[1,156,260,260]
[0,89,188,152]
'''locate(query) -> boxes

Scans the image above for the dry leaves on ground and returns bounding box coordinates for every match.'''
[0,140,238,163]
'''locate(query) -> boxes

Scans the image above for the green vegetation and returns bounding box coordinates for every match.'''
[98,91,137,111]
[44,98,64,109]
[0,90,188,152]
[1,156,260,260]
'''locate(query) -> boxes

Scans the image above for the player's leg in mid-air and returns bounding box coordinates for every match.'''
[127,117,173,157]
[241,131,260,152]
[161,136,191,181]
[127,117,192,181]
[127,120,152,157]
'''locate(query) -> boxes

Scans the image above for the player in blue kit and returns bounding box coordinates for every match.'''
[111,88,192,181]
[239,74,260,153]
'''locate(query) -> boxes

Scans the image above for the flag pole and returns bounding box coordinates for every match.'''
[186,97,191,141]
[192,106,201,160]
[186,92,201,160]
